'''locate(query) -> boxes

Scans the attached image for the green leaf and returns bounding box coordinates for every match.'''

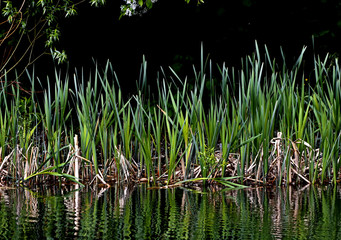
[146,0,153,8]
[138,0,143,7]
[65,5,77,17]
[24,171,62,181]
[62,174,85,187]
[176,176,247,189]
[235,133,262,149]
[89,0,106,7]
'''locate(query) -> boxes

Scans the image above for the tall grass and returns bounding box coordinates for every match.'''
[0,42,341,188]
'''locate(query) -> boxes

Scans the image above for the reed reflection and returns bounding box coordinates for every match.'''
[1,185,341,239]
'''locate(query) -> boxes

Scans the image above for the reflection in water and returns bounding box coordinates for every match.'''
[1,185,341,239]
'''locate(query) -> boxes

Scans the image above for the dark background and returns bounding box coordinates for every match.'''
[37,0,341,86]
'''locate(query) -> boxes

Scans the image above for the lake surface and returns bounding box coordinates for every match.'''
[1,184,341,239]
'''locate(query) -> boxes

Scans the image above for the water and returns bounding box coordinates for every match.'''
[1,185,341,239]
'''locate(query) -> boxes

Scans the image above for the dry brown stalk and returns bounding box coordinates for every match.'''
[275,132,283,176]
[291,166,310,184]
[247,144,262,177]
[180,156,186,179]
[115,146,137,181]
[24,157,29,180]
[95,173,110,188]
[0,149,14,173]
[66,145,75,175]
[290,140,300,170]
[244,176,264,184]
[194,166,201,179]
[29,146,38,176]
[256,148,263,182]
[74,135,80,182]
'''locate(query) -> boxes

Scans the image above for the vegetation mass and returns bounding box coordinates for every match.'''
[0,43,340,189]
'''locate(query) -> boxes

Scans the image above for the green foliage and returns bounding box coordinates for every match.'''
[90,0,106,7]
[120,0,204,18]
[2,42,341,188]
[198,145,215,176]
[0,0,107,78]
[0,0,207,78]
[185,0,204,4]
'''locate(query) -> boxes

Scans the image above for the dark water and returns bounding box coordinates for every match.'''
[1,184,341,239]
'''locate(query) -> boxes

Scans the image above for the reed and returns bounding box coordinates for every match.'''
[0,77,9,162]
[1,42,341,188]
[132,94,154,183]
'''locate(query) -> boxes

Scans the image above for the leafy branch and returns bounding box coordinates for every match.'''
[0,0,205,80]
[0,0,106,79]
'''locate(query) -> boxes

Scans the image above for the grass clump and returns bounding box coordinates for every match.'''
[0,42,340,189]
